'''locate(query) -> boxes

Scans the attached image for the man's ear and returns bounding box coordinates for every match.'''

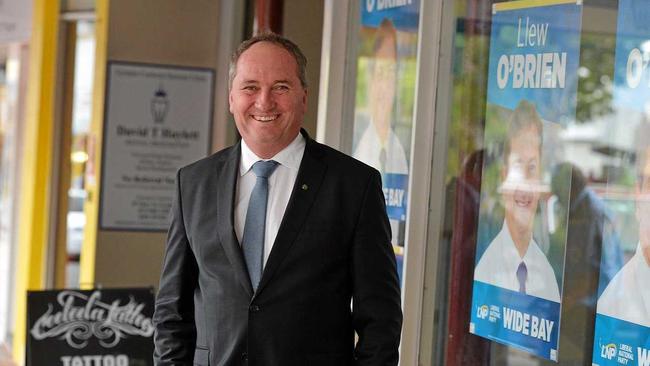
[302,88,308,113]
[228,91,234,114]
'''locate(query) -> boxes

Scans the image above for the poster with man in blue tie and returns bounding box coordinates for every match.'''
[591,0,650,364]
[469,0,583,361]
[352,0,420,281]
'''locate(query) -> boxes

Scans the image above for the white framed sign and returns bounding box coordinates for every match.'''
[100,62,214,231]
[0,0,32,43]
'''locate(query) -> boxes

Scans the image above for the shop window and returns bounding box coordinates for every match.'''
[433,0,649,365]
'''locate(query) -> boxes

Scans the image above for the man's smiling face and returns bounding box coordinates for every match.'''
[502,124,542,237]
[229,41,307,158]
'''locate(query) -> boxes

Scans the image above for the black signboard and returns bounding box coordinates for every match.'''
[26,288,155,366]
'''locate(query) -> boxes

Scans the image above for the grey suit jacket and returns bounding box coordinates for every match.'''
[153,131,402,366]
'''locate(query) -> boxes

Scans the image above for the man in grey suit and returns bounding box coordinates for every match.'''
[153,33,402,365]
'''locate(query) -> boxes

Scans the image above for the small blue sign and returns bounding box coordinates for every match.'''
[383,173,408,221]
[470,281,561,361]
[360,0,420,30]
[592,314,650,366]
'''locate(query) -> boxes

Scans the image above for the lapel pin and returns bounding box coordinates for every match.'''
[301,184,308,191]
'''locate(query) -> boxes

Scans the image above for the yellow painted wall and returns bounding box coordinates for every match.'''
[13,0,60,362]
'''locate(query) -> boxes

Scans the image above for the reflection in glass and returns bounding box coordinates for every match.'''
[65,21,95,288]
[351,5,420,281]
[436,0,625,365]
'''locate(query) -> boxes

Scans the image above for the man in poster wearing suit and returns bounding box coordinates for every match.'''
[152,33,402,366]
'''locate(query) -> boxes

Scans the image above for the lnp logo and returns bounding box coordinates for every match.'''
[366,0,375,12]
[477,305,489,319]
[601,343,617,360]
[30,290,154,349]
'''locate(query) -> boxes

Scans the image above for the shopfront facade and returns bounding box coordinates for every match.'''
[4,0,650,365]
[321,0,650,365]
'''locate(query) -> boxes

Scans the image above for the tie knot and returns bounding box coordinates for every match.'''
[252,160,279,179]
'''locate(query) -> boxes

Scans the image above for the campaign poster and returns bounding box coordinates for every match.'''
[100,62,213,231]
[592,1,650,365]
[469,0,583,361]
[26,288,155,366]
[352,0,420,281]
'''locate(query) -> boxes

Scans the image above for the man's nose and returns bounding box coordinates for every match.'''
[255,88,275,110]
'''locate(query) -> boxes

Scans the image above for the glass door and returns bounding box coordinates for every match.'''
[54,19,96,288]
[426,0,647,365]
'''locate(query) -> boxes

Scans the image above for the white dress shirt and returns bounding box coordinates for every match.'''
[353,120,408,175]
[235,133,306,268]
[353,120,409,246]
[597,242,650,327]
[474,221,561,302]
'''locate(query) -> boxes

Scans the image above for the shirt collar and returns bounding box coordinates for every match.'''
[499,220,535,269]
[240,133,306,176]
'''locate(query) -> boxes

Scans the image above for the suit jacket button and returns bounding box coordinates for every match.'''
[241,352,248,361]
[249,305,260,312]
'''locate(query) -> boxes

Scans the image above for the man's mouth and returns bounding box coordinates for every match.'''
[252,114,279,122]
[514,191,533,207]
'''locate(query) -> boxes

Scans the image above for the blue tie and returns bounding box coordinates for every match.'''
[243,160,279,291]
[516,261,528,294]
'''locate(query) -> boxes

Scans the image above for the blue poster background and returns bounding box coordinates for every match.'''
[612,0,650,112]
[592,314,650,366]
[383,173,408,221]
[361,0,420,30]
[486,1,582,125]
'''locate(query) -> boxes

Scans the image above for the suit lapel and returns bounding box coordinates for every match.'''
[256,137,327,295]
[215,143,254,297]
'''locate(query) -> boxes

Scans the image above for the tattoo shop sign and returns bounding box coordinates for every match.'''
[100,62,214,231]
[26,288,155,366]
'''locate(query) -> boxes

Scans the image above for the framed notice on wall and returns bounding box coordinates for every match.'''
[100,62,214,231]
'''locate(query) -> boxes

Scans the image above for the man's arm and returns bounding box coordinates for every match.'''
[351,169,403,365]
[153,168,198,365]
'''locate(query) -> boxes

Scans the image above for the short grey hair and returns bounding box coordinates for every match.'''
[228,33,308,90]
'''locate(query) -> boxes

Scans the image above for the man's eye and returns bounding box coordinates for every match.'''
[273,85,289,92]
[242,85,258,91]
